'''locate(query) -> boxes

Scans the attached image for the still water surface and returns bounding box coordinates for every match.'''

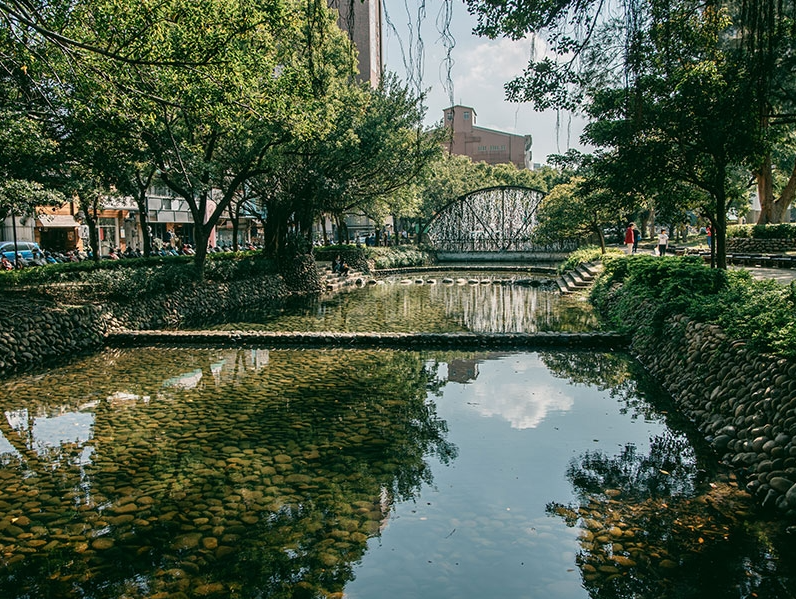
[1,346,794,598]
[204,272,598,333]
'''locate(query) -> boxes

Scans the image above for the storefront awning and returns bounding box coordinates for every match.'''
[37,214,79,228]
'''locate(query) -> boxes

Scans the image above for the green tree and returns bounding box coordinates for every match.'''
[735,0,796,224]
[464,0,791,268]
[0,16,65,262]
[85,0,357,269]
[0,179,63,267]
[249,74,442,250]
[583,4,758,268]
[533,172,628,253]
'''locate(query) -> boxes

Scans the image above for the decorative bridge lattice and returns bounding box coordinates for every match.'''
[427,185,555,252]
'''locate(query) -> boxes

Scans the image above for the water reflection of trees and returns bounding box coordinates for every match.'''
[204,280,599,333]
[542,351,796,599]
[540,350,715,434]
[0,347,456,598]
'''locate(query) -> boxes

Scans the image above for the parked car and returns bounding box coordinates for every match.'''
[0,241,43,265]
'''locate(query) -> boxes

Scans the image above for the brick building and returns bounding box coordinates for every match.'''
[443,105,533,169]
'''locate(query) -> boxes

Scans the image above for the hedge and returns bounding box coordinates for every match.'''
[590,254,796,359]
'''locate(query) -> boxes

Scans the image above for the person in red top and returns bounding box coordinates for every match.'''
[624,223,635,253]
[706,224,712,250]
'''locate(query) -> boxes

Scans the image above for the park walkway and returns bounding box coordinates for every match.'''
[739,265,796,284]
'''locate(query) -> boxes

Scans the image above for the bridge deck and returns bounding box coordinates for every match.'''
[106,330,629,350]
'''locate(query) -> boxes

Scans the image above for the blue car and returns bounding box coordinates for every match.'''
[0,241,43,264]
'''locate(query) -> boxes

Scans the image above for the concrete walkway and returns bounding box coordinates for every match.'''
[106,330,630,350]
[733,265,796,284]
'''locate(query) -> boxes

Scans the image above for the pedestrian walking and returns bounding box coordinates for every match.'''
[658,229,669,256]
[632,223,640,253]
[624,223,635,254]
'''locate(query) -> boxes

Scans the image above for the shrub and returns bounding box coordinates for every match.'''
[590,255,796,358]
[0,251,277,298]
[727,223,796,240]
[558,246,624,273]
[314,245,434,271]
[369,246,434,269]
[314,245,370,272]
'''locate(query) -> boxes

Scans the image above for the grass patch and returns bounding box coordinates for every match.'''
[558,246,624,273]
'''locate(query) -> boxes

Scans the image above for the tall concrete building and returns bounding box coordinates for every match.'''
[444,105,533,169]
[331,0,382,86]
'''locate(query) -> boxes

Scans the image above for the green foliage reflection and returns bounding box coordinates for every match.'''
[0,347,456,598]
[541,351,795,599]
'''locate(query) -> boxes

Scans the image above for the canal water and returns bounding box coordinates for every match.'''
[204,271,599,333]
[1,277,795,598]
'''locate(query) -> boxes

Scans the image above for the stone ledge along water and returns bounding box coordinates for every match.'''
[106,329,630,350]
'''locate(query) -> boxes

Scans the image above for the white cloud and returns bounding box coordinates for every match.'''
[468,382,574,429]
[383,0,591,163]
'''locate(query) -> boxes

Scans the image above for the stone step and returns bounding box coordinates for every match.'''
[578,261,603,278]
[563,272,590,289]
[556,261,603,294]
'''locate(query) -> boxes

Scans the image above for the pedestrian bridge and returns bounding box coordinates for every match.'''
[426,185,573,255]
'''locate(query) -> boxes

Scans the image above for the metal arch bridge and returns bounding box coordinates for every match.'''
[426,185,549,252]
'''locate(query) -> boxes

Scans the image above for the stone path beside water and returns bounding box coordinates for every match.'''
[106,330,630,350]
[738,265,796,285]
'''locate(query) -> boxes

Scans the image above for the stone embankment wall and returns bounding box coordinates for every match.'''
[0,257,320,377]
[631,313,796,517]
[0,303,105,375]
[726,238,796,253]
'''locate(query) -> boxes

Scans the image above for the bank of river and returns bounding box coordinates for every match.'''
[1,260,795,529]
[0,346,794,598]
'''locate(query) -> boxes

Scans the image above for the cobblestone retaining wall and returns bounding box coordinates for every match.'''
[0,257,320,376]
[631,313,796,517]
[726,238,796,253]
[0,304,105,375]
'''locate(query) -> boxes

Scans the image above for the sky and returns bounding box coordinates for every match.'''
[381,0,591,165]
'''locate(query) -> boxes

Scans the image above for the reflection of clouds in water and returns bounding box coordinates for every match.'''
[163,368,203,389]
[470,383,573,429]
[0,409,95,458]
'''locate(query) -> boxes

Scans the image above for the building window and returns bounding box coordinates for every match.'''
[446,112,453,120]
[463,112,470,119]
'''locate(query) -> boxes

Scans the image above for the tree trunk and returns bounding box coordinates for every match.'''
[756,153,796,224]
[592,222,606,253]
[11,212,20,269]
[138,210,152,257]
[87,217,100,262]
[714,191,727,270]
[134,170,155,257]
[231,217,240,251]
[756,153,775,224]
[321,215,329,246]
[263,203,290,255]
[772,158,796,223]
[193,225,209,274]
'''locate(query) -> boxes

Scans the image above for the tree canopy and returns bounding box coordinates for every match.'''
[464,0,796,267]
[0,0,440,270]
